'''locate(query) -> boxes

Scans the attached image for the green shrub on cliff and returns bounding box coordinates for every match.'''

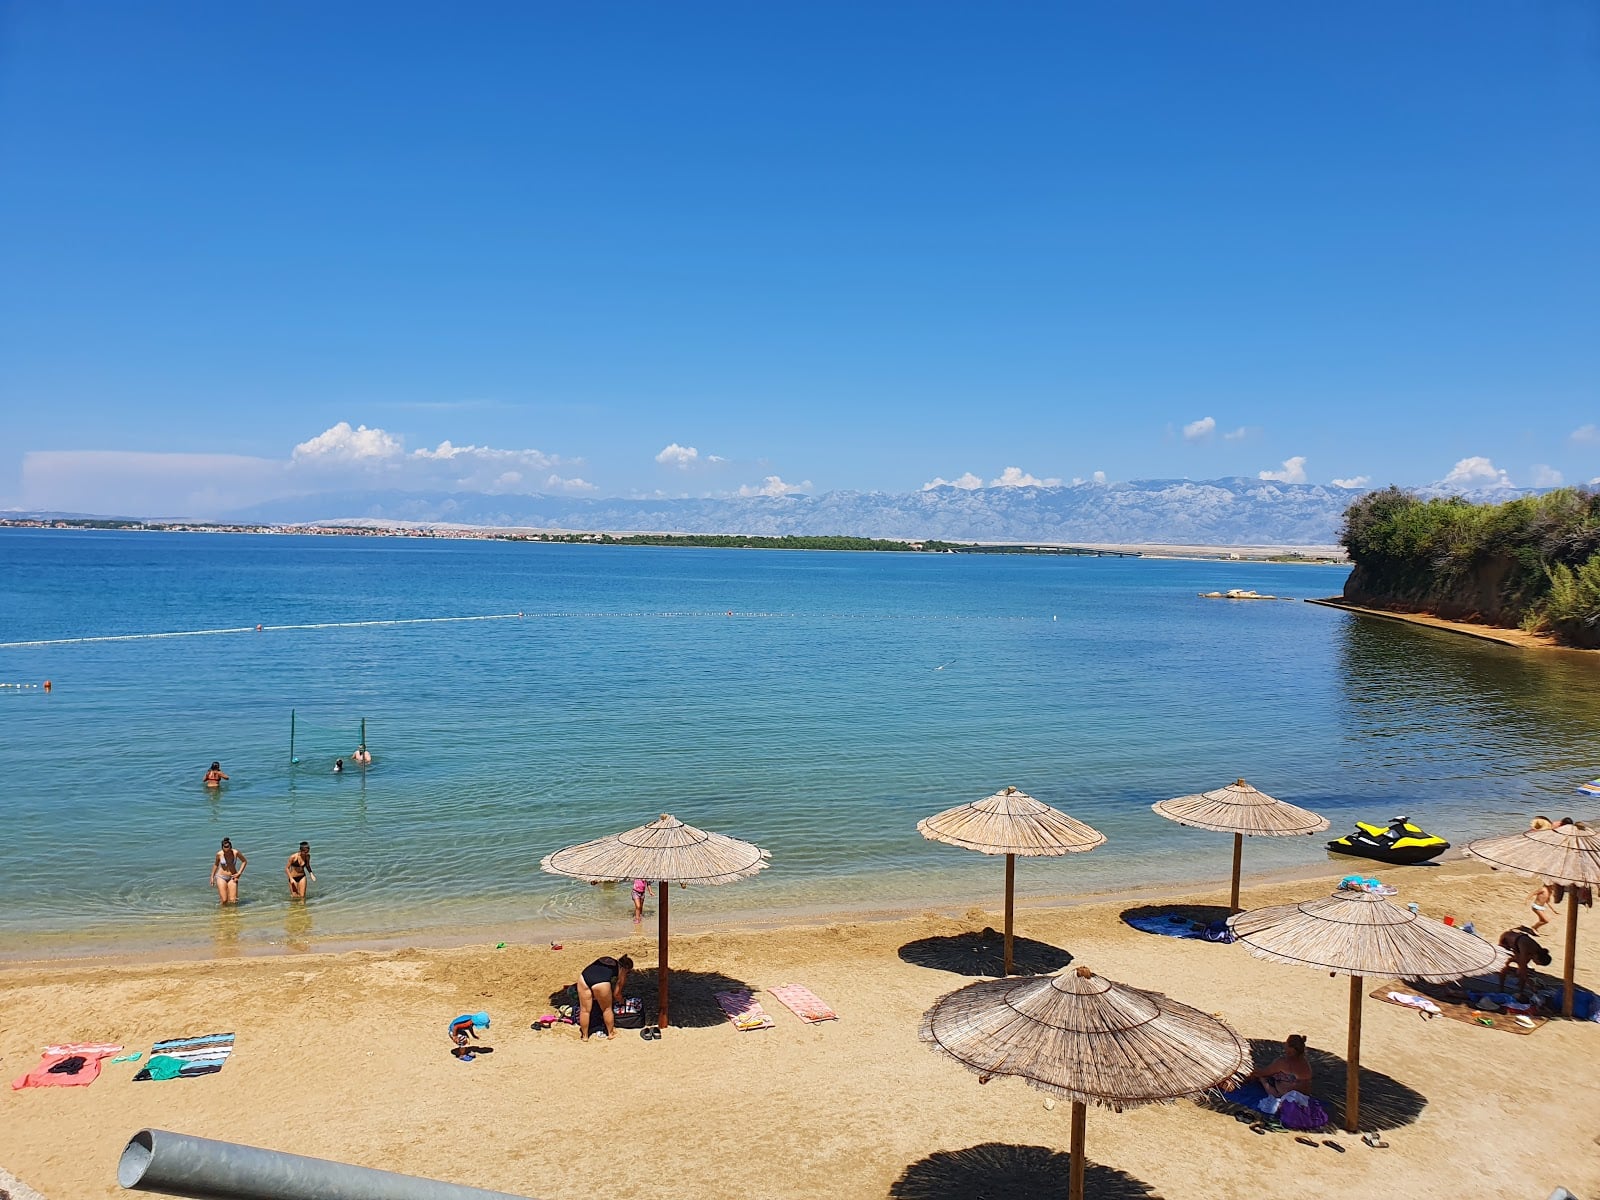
[1339,486,1600,647]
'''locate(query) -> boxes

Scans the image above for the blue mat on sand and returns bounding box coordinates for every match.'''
[1124,914,1232,942]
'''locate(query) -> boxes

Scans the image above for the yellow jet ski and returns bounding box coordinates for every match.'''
[1327,816,1450,865]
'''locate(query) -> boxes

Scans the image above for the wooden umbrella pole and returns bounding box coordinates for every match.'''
[1068,1100,1087,1200]
[1004,853,1015,976]
[1229,833,1243,914]
[1562,897,1578,1018]
[1345,974,1363,1133]
[658,880,670,1031]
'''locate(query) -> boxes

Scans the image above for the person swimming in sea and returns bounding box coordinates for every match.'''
[352,744,372,765]
[333,758,344,774]
[203,761,229,788]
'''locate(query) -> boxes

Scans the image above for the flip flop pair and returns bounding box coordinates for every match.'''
[1362,1132,1390,1149]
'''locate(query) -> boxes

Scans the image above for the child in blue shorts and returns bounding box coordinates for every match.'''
[449,1011,490,1060]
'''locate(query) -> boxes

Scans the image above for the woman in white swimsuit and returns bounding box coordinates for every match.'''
[210,837,246,905]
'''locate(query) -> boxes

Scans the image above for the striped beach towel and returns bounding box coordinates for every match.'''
[133,1033,235,1081]
[713,989,774,1032]
[767,983,838,1024]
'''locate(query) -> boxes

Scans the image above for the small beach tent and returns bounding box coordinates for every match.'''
[1466,819,1600,1017]
[540,814,770,1034]
[1228,887,1498,1132]
[1152,779,1329,913]
[920,965,1247,1200]
[917,787,1106,975]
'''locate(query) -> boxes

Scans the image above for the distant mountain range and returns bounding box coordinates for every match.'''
[187,477,1544,547]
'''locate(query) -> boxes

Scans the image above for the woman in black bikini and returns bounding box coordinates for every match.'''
[575,954,633,1041]
[285,841,315,899]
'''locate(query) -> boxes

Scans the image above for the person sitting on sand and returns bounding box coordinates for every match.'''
[1240,1033,1312,1099]
[203,761,229,788]
[449,1011,490,1060]
[1498,926,1553,996]
[209,837,246,905]
[352,744,372,766]
[576,954,633,1041]
[285,841,315,899]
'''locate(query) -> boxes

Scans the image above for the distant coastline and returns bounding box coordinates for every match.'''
[0,517,1347,563]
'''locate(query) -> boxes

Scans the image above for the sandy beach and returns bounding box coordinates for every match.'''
[2,859,1596,1200]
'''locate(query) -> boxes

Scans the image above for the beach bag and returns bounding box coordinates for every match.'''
[1278,1092,1329,1130]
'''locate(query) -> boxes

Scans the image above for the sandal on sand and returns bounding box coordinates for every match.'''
[1294,1136,1319,1148]
[1250,1123,1268,1135]
[1322,1139,1345,1153]
[1361,1133,1390,1149]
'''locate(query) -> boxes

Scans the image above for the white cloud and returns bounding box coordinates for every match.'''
[655,443,700,468]
[990,466,1062,488]
[922,472,983,491]
[1258,456,1308,484]
[1530,465,1564,487]
[1092,470,1107,484]
[1570,425,1599,444]
[545,474,597,494]
[737,475,810,498]
[1440,456,1513,489]
[1223,426,1250,441]
[292,421,403,462]
[1332,475,1370,488]
[1182,416,1216,442]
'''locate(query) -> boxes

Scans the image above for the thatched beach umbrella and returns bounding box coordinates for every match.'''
[920,965,1246,1200]
[541,813,770,1032]
[918,787,1106,975]
[1228,887,1497,1132]
[1466,820,1600,1017]
[1152,778,1329,913]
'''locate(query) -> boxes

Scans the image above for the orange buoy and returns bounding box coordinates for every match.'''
[43,680,51,691]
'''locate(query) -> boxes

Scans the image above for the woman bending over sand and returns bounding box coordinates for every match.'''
[576,954,632,1041]
[210,837,246,905]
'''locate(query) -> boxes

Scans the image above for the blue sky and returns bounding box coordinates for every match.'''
[2,2,1596,516]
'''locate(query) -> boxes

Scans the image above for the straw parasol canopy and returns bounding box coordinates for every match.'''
[918,787,1106,975]
[1229,887,1498,1131]
[1152,778,1329,913]
[1466,819,1600,1016]
[541,813,770,1032]
[920,965,1246,1200]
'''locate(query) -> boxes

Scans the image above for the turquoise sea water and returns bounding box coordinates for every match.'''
[2,528,1597,959]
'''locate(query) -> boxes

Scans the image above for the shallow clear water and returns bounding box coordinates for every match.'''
[1,528,1596,958]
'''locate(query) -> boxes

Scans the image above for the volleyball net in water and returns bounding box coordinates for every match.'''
[289,711,372,767]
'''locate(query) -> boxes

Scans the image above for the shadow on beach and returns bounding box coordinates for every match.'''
[891,1143,1162,1200]
[1199,1036,1427,1134]
[898,927,1073,978]
[1119,903,1233,938]
[546,968,758,1030]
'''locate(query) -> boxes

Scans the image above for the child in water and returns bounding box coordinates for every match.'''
[632,879,654,922]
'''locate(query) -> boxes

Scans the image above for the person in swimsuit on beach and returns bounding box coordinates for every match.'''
[210,837,246,905]
[576,954,632,1041]
[631,879,653,922]
[203,762,228,788]
[448,1011,489,1060]
[285,841,315,899]
[1239,1034,1312,1098]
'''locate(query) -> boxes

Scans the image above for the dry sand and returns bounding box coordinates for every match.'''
[3,860,1596,1200]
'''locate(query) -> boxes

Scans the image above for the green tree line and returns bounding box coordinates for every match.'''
[1339,486,1600,647]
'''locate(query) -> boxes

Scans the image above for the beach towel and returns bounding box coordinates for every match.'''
[133,1033,235,1081]
[1371,984,1547,1034]
[767,983,838,1024]
[10,1042,123,1090]
[1384,990,1442,1016]
[1123,914,1210,940]
[713,989,775,1032]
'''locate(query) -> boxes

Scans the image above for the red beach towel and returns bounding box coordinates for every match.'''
[767,983,839,1024]
[11,1042,124,1090]
[713,989,775,1031]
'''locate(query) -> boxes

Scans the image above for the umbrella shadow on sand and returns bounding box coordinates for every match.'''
[890,1143,1163,1200]
[1120,903,1233,934]
[1198,1037,1427,1134]
[899,928,1073,978]
[546,968,757,1030]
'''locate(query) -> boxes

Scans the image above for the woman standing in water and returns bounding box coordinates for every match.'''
[285,841,315,899]
[210,837,246,905]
